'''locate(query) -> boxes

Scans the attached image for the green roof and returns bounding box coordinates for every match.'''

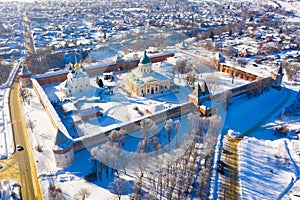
[139,51,151,64]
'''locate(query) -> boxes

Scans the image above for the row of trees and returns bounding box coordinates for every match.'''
[24,48,64,74]
[0,62,12,85]
[285,63,299,82]
[87,111,222,199]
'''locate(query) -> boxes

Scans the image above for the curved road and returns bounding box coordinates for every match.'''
[219,88,291,199]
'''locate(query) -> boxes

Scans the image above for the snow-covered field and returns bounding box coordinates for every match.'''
[224,88,288,133]
[239,132,299,199]
[220,79,300,199]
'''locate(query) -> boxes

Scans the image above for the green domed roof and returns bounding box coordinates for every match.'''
[140,51,151,64]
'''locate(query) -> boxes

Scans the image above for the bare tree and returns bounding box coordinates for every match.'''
[109,177,131,200]
[164,119,173,144]
[48,184,64,200]
[0,62,11,84]
[90,147,99,180]
[27,119,35,132]
[19,87,31,103]
[285,63,299,81]
[222,90,233,109]
[24,48,64,74]
[73,188,90,200]
[174,119,180,145]
[175,59,188,74]
[185,71,197,88]
[132,179,143,200]
[236,58,247,68]
[140,118,158,152]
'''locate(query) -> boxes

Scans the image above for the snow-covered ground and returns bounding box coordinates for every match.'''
[219,77,300,199]
[23,65,300,199]
[256,0,300,22]
[42,67,248,139]
[22,84,194,199]
[224,88,288,133]
[0,61,20,159]
[0,180,21,200]
[90,29,188,64]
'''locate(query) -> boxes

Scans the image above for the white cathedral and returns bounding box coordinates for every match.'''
[60,63,91,97]
[127,51,170,96]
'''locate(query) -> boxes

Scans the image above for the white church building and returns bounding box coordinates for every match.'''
[60,64,91,97]
[127,51,170,96]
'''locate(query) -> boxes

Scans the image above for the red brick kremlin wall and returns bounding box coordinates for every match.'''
[35,52,174,86]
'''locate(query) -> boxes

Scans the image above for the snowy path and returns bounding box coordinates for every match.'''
[276,140,300,199]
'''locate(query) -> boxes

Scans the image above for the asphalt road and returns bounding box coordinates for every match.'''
[23,15,36,55]
[9,79,42,200]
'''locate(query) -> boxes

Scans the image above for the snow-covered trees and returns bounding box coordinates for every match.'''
[139,118,158,152]
[19,87,32,103]
[90,141,124,179]
[108,129,126,147]
[88,111,222,199]
[165,119,173,144]
[185,71,197,88]
[109,177,131,200]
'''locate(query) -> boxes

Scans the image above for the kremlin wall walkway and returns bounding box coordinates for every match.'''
[218,88,291,200]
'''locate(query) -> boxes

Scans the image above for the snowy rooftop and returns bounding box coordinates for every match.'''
[32,69,68,79]
[224,61,272,78]
[136,71,170,84]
